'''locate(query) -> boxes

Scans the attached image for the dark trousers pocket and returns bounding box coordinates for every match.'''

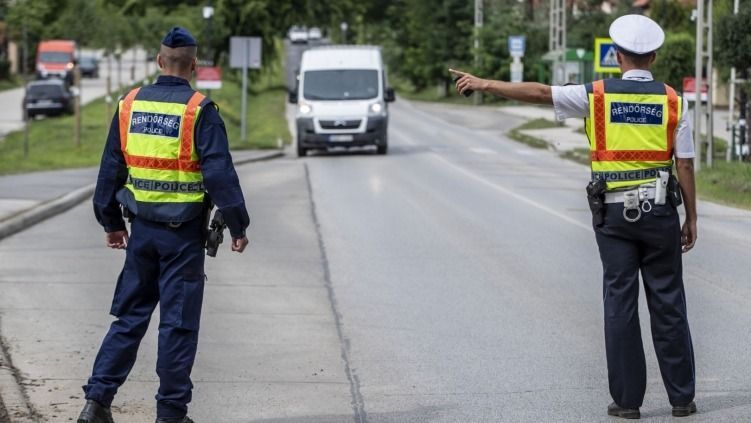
[178,276,205,331]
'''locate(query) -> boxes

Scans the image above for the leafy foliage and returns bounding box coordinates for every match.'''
[652,32,694,91]
[716,8,751,71]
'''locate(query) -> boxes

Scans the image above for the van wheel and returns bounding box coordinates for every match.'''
[377,143,388,155]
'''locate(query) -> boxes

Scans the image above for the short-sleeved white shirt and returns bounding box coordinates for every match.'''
[550,70,695,159]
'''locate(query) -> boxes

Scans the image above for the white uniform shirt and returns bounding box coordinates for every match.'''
[550,69,695,158]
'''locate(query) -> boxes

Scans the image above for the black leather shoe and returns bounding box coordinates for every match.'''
[607,402,640,419]
[77,399,114,423]
[672,401,697,417]
[155,417,194,423]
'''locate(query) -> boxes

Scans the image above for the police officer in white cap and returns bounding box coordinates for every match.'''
[451,14,697,419]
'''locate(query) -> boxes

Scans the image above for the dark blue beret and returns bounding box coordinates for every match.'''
[161,27,197,48]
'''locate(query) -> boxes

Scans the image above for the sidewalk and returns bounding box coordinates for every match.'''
[0,149,283,241]
[498,104,734,153]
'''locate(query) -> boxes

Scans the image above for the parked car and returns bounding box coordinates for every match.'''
[23,79,74,118]
[308,27,323,41]
[288,26,309,44]
[290,45,395,156]
[78,55,99,78]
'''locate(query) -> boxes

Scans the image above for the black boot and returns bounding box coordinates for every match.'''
[672,401,697,417]
[77,400,114,423]
[155,417,194,423]
[607,402,640,419]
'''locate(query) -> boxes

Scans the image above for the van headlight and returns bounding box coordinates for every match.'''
[369,102,383,114]
[299,103,312,115]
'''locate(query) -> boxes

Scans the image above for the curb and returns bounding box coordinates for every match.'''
[0,183,95,242]
[0,150,285,243]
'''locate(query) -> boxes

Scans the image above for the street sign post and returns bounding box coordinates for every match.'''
[230,36,262,142]
[196,66,222,90]
[508,35,526,58]
[594,37,620,74]
[508,35,525,83]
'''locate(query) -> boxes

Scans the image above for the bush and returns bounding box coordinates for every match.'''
[652,32,694,92]
[716,9,751,71]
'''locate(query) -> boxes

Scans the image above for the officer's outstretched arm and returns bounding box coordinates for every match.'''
[449,69,552,105]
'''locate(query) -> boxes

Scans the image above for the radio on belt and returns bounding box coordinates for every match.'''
[655,170,669,205]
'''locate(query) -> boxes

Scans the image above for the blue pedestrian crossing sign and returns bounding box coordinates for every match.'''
[594,38,621,74]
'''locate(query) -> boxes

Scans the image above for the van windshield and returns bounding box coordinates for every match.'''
[303,69,378,101]
[39,52,72,63]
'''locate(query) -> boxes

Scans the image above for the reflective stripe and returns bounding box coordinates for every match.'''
[119,88,140,153]
[124,154,201,172]
[592,80,606,153]
[591,150,672,162]
[128,176,205,193]
[180,92,205,163]
[591,166,672,182]
[665,84,678,154]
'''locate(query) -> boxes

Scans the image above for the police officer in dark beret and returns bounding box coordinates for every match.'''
[77,27,250,423]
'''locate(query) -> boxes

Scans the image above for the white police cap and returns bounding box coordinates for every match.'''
[609,14,665,55]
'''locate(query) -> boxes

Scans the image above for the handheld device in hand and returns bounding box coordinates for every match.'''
[453,75,474,98]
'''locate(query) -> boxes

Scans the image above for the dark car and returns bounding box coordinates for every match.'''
[23,79,74,118]
[78,55,99,78]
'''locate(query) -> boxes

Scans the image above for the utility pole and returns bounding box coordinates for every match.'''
[726,0,740,162]
[549,0,566,86]
[694,0,714,170]
[22,13,29,159]
[474,0,483,105]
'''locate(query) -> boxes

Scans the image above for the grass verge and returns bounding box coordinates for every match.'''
[0,70,290,175]
[0,75,22,92]
[696,161,751,210]
[506,118,558,149]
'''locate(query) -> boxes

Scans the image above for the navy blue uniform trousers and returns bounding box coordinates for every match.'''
[83,216,205,419]
[595,200,695,408]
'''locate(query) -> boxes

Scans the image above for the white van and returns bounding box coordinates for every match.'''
[290,45,395,156]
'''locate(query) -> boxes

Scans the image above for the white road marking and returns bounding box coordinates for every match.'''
[469,147,498,155]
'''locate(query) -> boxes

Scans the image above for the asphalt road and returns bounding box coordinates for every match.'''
[0,98,750,422]
[0,48,150,139]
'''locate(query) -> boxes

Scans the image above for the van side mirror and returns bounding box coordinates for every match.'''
[288,90,298,104]
[385,87,396,103]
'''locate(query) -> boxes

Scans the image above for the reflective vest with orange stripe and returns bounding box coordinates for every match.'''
[584,79,681,190]
[117,87,207,222]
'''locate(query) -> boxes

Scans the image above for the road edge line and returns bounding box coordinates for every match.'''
[0,318,37,423]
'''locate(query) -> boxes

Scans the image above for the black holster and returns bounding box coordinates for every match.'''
[668,175,683,208]
[586,179,608,227]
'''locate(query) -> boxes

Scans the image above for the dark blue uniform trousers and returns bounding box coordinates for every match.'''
[595,201,695,409]
[83,216,205,419]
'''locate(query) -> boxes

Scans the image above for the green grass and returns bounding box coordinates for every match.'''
[696,161,751,210]
[506,118,559,149]
[560,147,592,166]
[0,69,290,175]
[211,68,291,150]
[0,75,22,92]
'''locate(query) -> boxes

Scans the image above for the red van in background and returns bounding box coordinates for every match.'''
[36,40,76,82]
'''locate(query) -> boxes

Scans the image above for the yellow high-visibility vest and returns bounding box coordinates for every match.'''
[118,87,206,206]
[584,79,681,190]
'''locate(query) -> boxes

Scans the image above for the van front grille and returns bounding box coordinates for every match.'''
[319,119,361,130]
